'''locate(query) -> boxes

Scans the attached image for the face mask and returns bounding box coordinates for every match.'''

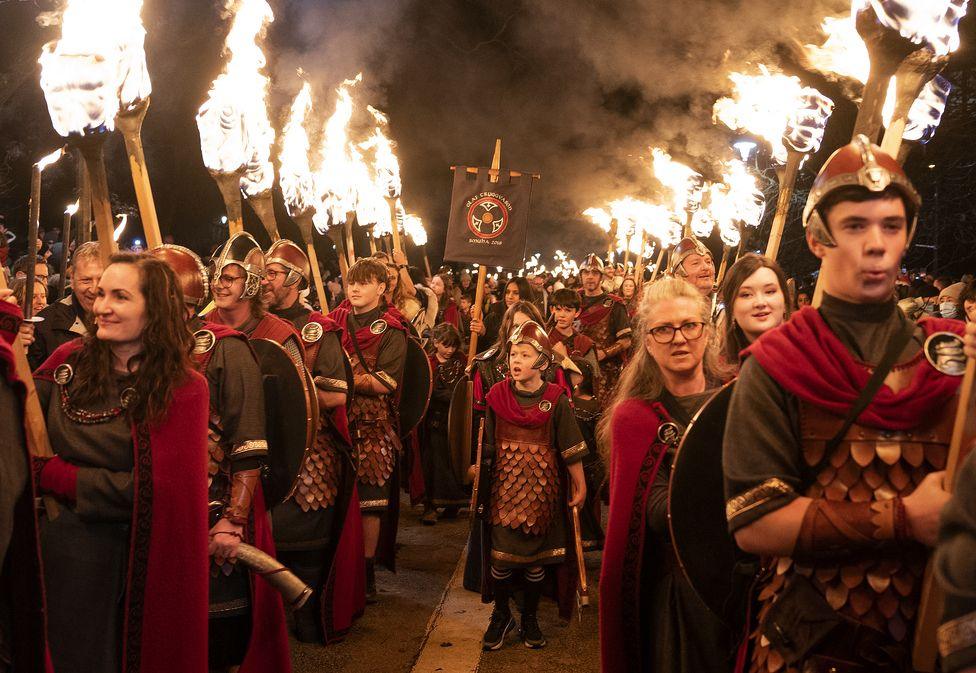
[940,301,959,319]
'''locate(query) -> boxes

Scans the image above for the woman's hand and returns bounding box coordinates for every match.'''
[208,518,244,565]
[18,322,35,346]
[392,249,408,267]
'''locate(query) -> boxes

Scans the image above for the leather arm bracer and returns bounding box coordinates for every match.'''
[793,497,912,563]
[223,468,261,526]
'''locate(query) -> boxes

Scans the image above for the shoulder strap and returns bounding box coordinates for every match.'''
[824,313,917,453]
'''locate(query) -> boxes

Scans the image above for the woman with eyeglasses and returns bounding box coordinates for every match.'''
[598,277,734,673]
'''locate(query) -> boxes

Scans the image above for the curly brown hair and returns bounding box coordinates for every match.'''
[70,253,194,425]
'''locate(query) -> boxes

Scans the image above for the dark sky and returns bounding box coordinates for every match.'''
[2,0,975,279]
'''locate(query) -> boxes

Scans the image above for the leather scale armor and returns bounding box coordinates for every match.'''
[748,394,955,673]
[578,309,623,406]
[490,414,561,537]
[348,345,401,488]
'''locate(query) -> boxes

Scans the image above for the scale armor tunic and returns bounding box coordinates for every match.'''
[577,293,631,406]
[743,397,953,673]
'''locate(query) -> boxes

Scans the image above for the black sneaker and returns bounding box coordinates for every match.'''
[482,609,516,651]
[520,614,546,649]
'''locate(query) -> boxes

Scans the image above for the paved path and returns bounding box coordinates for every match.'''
[292,498,601,673]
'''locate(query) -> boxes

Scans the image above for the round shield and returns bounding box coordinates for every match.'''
[448,378,474,484]
[668,380,757,630]
[398,336,433,437]
[250,338,316,508]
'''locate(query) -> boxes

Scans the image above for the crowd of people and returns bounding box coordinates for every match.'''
[3,137,976,673]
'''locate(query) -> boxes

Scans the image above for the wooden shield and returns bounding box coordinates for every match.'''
[398,336,433,437]
[447,378,474,485]
[668,380,757,630]
[251,338,316,508]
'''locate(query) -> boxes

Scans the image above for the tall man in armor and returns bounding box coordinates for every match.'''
[261,239,365,643]
[669,236,715,298]
[148,242,291,671]
[328,257,407,601]
[577,253,632,405]
[722,136,962,673]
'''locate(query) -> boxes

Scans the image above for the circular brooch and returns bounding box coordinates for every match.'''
[924,331,967,377]
[370,319,388,335]
[538,400,553,412]
[603,299,613,308]
[53,363,74,386]
[302,321,324,343]
[120,387,138,410]
[192,329,216,355]
[657,421,681,447]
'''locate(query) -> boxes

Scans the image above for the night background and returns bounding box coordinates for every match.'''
[1,0,975,284]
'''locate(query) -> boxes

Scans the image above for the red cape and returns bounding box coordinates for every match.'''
[485,380,565,426]
[599,397,673,673]
[745,308,964,430]
[441,301,462,331]
[37,341,211,673]
[576,290,624,327]
[327,300,406,353]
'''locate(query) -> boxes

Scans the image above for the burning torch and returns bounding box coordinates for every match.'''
[24,148,67,319]
[883,75,952,163]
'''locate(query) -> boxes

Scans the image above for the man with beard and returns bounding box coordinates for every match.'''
[28,241,102,369]
[149,242,291,671]
[723,136,963,673]
[327,257,407,602]
[261,239,366,643]
[669,236,715,299]
[576,253,632,406]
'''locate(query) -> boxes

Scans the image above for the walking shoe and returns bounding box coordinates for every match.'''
[520,614,547,649]
[482,609,516,651]
[421,508,438,525]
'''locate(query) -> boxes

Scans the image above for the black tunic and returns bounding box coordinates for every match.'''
[422,354,468,507]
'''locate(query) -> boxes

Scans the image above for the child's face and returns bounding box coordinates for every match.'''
[551,304,578,329]
[509,343,545,384]
[459,297,472,313]
[434,340,457,360]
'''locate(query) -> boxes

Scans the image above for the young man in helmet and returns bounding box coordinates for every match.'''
[469,320,587,651]
[261,238,365,643]
[722,136,967,672]
[669,236,715,298]
[327,257,407,602]
[576,253,632,405]
[148,242,290,671]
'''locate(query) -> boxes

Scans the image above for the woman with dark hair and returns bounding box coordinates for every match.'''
[429,272,464,332]
[421,323,468,524]
[620,276,639,319]
[718,253,790,366]
[34,253,210,673]
[472,277,536,352]
[599,277,734,673]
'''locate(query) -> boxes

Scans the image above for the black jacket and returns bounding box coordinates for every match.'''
[28,295,88,370]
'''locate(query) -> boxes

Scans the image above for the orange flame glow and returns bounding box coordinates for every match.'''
[278,80,317,218]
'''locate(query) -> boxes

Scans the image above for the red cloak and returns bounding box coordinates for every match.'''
[37,341,211,673]
[745,308,964,429]
[599,397,673,673]
[576,290,624,327]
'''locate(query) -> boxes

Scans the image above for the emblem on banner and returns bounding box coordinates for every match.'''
[466,194,510,239]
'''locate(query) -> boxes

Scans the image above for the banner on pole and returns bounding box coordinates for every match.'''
[443,167,537,268]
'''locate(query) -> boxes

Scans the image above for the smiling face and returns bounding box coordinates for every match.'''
[731,266,786,344]
[73,256,104,314]
[93,263,148,346]
[261,262,295,310]
[679,253,715,296]
[811,196,907,304]
[644,296,708,378]
[211,263,248,310]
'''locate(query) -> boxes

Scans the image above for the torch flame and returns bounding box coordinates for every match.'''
[65,200,81,216]
[196,0,275,176]
[113,213,127,242]
[583,207,612,233]
[315,73,364,231]
[651,148,703,214]
[403,213,427,246]
[36,147,67,172]
[39,0,151,135]
[278,80,318,218]
[882,74,953,142]
[803,12,870,84]
[713,66,834,163]
[362,105,402,199]
[866,0,968,57]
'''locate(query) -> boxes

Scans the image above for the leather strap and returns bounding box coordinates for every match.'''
[223,468,260,525]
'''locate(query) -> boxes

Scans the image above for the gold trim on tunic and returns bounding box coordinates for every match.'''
[229,439,268,458]
[725,477,794,523]
[315,376,349,391]
[939,610,976,657]
[561,441,588,461]
[490,548,567,564]
[375,371,398,390]
[359,498,389,509]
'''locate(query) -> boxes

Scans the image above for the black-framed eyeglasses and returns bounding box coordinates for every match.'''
[647,321,706,344]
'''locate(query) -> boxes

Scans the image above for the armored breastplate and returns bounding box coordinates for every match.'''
[207,411,230,506]
[749,392,955,673]
[579,311,611,349]
[348,345,399,487]
[490,415,560,536]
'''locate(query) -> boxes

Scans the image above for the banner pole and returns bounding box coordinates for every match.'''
[466,138,502,365]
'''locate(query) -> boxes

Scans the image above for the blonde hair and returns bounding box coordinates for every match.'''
[596,276,729,459]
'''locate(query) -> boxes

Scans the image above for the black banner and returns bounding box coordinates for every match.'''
[443,167,537,268]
